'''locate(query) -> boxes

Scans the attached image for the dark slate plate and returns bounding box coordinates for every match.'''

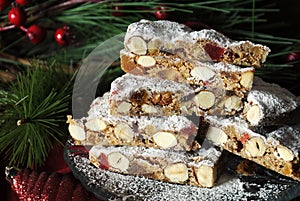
[64,139,300,201]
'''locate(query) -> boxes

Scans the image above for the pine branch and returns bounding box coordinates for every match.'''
[0,63,74,168]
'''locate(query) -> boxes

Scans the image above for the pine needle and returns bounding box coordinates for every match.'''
[0,63,74,168]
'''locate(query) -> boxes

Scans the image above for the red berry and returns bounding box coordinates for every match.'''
[8,7,26,27]
[0,0,10,11]
[26,25,47,44]
[112,5,124,17]
[155,6,168,20]
[54,26,74,46]
[16,0,30,6]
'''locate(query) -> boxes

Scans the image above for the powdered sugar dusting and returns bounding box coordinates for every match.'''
[247,78,298,121]
[190,29,270,53]
[266,125,300,157]
[125,19,270,57]
[125,19,193,46]
[110,74,193,101]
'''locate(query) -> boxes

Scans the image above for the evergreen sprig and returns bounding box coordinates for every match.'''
[0,63,74,168]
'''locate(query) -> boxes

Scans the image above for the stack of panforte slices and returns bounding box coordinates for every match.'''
[67,20,300,193]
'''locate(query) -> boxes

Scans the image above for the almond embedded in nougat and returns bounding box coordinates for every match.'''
[240,71,254,90]
[107,152,130,172]
[224,95,242,112]
[153,131,177,149]
[206,126,228,145]
[141,104,158,114]
[85,119,107,131]
[147,38,162,54]
[195,165,215,187]
[137,56,156,67]
[116,102,132,114]
[194,91,215,110]
[114,123,134,142]
[163,163,189,183]
[190,66,215,81]
[244,136,266,157]
[246,105,262,125]
[276,145,294,162]
[68,124,86,141]
[126,36,147,55]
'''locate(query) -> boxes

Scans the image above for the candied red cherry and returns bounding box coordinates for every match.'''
[8,7,26,27]
[99,153,109,170]
[204,43,225,61]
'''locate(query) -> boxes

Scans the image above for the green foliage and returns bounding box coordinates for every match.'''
[0,64,74,168]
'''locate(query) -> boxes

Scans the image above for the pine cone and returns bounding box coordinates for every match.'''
[8,168,101,201]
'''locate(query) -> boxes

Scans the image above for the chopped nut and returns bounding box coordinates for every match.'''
[194,91,215,109]
[244,136,266,157]
[153,131,177,149]
[164,163,189,183]
[116,102,132,114]
[130,89,148,106]
[195,165,215,187]
[137,56,156,67]
[276,145,294,162]
[224,95,242,112]
[68,124,86,141]
[151,92,161,104]
[141,104,158,114]
[107,152,130,172]
[240,71,254,90]
[206,126,228,145]
[190,66,215,81]
[126,36,147,55]
[114,123,134,142]
[160,92,173,105]
[246,105,262,125]
[85,119,107,131]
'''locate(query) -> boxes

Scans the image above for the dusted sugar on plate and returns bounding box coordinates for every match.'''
[89,145,222,188]
[67,93,201,151]
[203,115,300,182]
[124,19,270,67]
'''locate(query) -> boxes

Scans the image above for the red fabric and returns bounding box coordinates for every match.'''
[37,141,71,174]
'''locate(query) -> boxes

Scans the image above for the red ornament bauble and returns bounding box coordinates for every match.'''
[8,7,26,27]
[0,0,10,11]
[7,168,101,200]
[54,26,74,46]
[155,6,168,20]
[26,25,47,44]
[16,0,30,6]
